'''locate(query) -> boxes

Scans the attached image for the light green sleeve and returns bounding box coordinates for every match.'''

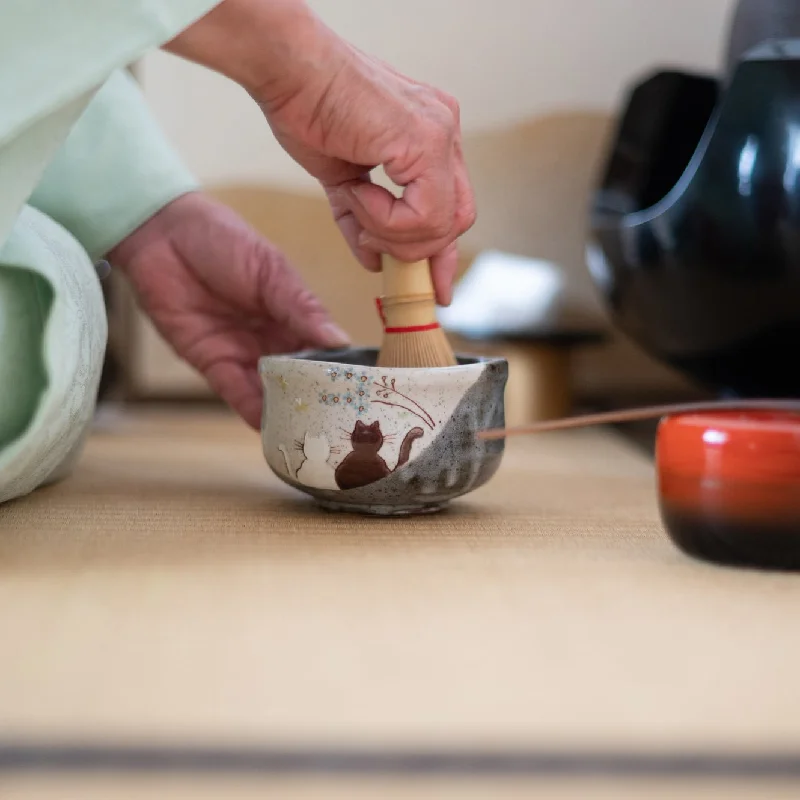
[0,0,221,150]
[28,69,200,261]
[0,0,221,251]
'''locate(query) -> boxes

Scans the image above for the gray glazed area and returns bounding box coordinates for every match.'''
[272,350,508,515]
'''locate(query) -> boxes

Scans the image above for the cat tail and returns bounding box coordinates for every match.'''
[395,427,425,470]
[278,445,294,478]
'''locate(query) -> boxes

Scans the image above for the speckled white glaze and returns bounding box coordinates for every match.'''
[258,347,507,516]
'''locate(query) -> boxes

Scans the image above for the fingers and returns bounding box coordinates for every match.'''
[226,271,351,426]
[190,319,334,432]
[324,183,381,271]
[348,169,475,262]
[351,172,456,250]
[203,360,264,430]
[329,168,471,303]
[336,210,382,272]
[251,240,352,349]
[429,242,460,307]
[362,98,474,250]
[324,98,476,306]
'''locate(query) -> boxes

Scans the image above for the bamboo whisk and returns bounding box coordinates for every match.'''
[376,255,457,368]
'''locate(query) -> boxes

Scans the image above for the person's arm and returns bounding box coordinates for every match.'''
[163,0,326,100]
[6,0,472,301]
[21,2,317,262]
[162,0,475,302]
[27,69,199,262]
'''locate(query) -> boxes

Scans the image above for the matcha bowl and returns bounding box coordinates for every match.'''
[259,347,508,516]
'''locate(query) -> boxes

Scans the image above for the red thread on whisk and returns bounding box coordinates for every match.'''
[376,297,440,333]
[375,297,386,326]
[384,322,441,333]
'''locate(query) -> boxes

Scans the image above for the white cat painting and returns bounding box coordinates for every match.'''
[278,431,338,490]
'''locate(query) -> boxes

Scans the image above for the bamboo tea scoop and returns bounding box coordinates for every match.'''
[376,255,457,369]
[477,399,800,440]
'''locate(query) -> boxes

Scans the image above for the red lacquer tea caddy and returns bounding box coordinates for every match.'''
[656,410,800,570]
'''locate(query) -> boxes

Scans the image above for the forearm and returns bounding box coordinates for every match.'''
[163,0,345,102]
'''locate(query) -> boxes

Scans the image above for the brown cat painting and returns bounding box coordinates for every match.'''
[335,420,424,491]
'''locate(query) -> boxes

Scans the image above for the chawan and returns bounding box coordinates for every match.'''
[258,347,508,516]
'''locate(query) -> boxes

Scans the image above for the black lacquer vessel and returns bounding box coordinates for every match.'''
[588,39,800,398]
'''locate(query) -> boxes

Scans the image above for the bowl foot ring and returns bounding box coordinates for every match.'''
[314,498,449,517]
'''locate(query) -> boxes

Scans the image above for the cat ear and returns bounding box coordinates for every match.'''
[370,421,380,430]
[355,421,364,430]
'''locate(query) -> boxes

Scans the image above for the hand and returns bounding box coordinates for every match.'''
[256,41,475,306]
[107,191,350,429]
[164,0,476,305]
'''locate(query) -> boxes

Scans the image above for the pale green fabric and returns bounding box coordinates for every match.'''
[0,0,222,502]
[28,69,200,261]
[0,0,222,252]
[0,205,107,502]
[0,94,93,252]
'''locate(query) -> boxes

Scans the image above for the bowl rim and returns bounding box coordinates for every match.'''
[258,346,508,373]
[658,409,800,435]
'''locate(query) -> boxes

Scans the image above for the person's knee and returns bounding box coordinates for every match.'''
[0,205,107,504]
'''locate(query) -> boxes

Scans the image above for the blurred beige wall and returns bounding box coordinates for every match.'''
[131,0,736,402]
